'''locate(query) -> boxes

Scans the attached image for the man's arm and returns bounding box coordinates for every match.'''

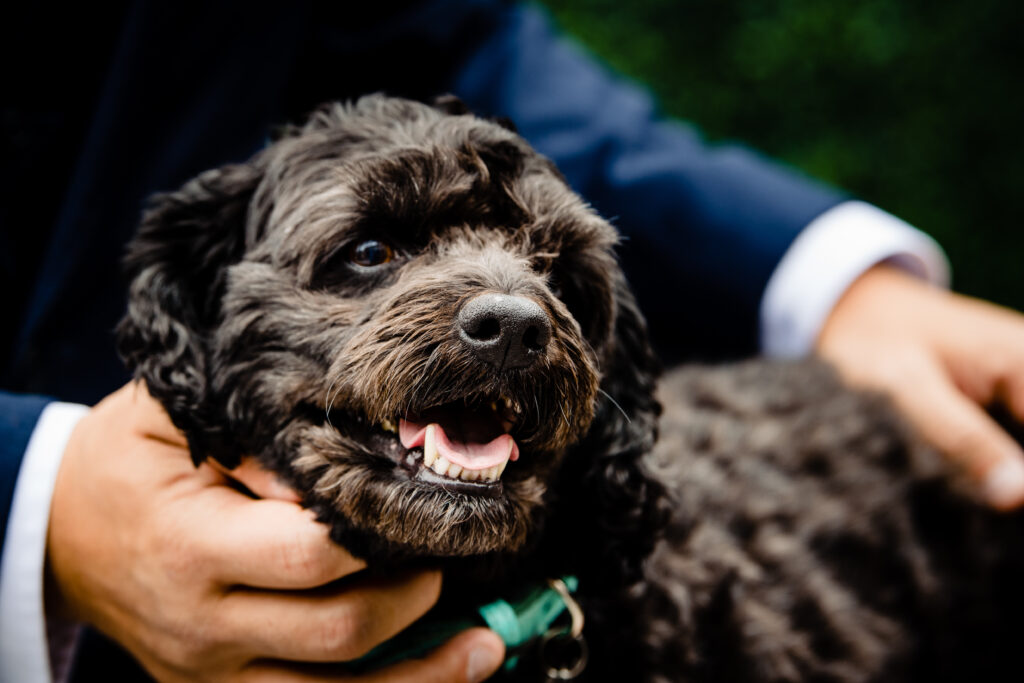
[0,393,51,551]
[0,396,88,683]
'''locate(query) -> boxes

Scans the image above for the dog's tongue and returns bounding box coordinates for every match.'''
[399,412,519,471]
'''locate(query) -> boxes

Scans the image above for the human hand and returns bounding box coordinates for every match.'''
[46,382,505,682]
[817,264,1024,510]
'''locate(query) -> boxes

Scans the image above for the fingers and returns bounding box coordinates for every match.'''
[208,458,302,502]
[238,628,505,683]
[222,569,443,663]
[1001,372,1024,427]
[194,494,366,588]
[352,628,506,683]
[122,381,190,446]
[895,364,1024,510]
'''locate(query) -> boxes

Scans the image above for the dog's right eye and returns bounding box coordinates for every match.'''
[348,240,394,267]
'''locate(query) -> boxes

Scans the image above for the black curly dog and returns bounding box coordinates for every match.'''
[117,95,1024,682]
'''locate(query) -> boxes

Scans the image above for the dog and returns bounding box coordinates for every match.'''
[117,95,1024,681]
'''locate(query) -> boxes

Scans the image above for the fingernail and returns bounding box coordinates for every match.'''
[466,643,503,683]
[984,458,1024,509]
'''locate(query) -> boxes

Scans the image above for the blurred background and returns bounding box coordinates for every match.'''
[542,0,1024,311]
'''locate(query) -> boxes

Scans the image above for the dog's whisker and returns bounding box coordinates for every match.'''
[558,402,571,430]
[598,388,631,424]
[324,375,340,428]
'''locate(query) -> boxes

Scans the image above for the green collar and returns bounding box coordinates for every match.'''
[346,576,581,675]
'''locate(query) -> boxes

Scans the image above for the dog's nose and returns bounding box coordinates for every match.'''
[458,293,552,370]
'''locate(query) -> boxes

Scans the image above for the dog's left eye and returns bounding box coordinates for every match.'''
[348,240,394,267]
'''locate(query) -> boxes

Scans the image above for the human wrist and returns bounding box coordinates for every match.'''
[760,201,949,358]
[816,263,946,356]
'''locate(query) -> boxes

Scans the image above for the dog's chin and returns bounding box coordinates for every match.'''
[291,396,559,560]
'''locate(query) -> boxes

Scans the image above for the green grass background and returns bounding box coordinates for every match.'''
[541,0,1024,311]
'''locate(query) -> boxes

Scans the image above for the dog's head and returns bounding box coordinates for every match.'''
[118,95,661,567]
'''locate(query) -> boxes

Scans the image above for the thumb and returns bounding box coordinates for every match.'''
[361,628,506,683]
[899,368,1024,510]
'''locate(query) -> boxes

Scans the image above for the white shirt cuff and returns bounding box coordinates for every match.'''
[759,200,950,358]
[1,402,89,683]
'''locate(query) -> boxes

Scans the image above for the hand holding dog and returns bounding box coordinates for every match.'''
[46,382,505,682]
[819,264,1024,510]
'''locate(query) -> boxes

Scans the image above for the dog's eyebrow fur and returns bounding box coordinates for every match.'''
[349,145,532,237]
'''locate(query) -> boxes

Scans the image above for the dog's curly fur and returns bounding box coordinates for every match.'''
[117,95,1024,681]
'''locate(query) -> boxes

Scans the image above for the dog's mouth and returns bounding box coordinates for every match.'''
[354,395,525,493]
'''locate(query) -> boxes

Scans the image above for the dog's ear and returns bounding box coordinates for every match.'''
[117,163,262,464]
[552,271,667,589]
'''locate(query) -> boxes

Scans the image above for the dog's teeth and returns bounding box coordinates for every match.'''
[380,418,397,433]
[423,424,438,466]
[432,456,450,476]
[417,422,513,484]
[503,396,513,411]
[490,400,498,412]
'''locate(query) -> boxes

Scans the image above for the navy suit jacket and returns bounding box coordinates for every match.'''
[0,1,843,664]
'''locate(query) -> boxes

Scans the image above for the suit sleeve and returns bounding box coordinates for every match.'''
[0,392,51,552]
[448,3,847,359]
[1,395,88,683]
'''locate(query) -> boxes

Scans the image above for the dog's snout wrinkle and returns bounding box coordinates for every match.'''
[458,293,551,370]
